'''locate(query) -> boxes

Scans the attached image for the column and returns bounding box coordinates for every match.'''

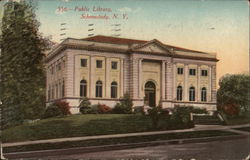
[211,65,217,102]
[172,63,176,100]
[208,66,212,102]
[120,59,124,97]
[105,57,109,98]
[89,56,94,98]
[138,59,142,99]
[184,64,189,101]
[166,62,173,100]
[197,65,201,102]
[65,53,74,97]
[161,61,166,100]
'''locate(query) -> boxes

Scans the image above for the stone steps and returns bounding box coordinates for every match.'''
[193,115,223,125]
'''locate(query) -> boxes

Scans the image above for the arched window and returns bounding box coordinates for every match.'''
[111,81,118,98]
[189,87,195,101]
[80,80,87,97]
[177,86,183,101]
[96,81,103,97]
[201,87,207,102]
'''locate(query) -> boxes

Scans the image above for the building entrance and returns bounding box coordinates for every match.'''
[144,81,156,107]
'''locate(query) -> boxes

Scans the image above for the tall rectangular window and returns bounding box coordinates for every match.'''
[58,62,61,71]
[189,69,196,76]
[96,60,102,68]
[111,61,118,70]
[177,68,183,74]
[201,70,208,76]
[81,59,87,67]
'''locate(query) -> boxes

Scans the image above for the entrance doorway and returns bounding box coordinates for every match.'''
[144,81,156,107]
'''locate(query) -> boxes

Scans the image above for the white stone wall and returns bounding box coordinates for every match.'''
[46,40,218,113]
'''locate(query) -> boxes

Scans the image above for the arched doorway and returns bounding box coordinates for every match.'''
[144,81,156,107]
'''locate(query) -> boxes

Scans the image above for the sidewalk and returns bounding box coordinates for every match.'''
[3,123,250,147]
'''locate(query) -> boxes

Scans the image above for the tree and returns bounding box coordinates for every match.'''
[0,1,49,128]
[217,74,250,116]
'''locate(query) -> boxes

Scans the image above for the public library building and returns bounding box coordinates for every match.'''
[45,35,218,114]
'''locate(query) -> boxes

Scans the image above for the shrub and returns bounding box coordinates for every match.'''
[191,107,208,114]
[112,93,133,114]
[88,104,100,114]
[148,106,162,129]
[98,104,112,113]
[133,106,145,115]
[42,104,63,119]
[42,101,71,119]
[54,101,71,115]
[222,103,240,117]
[79,97,91,114]
[80,102,112,114]
[170,106,194,129]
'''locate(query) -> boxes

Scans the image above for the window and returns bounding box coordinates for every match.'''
[81,59,87,67]
[48,86,51,101]
[52,86,54,99]
[189,87,195,101]
[80,80,87,97]
[62,80,65,97]
[96,60,103,68]
[201,87,207,102]
[189,69,196,76]
[55,84,58,99]
[96,81,103,97]
[111,61,118,70]
[177,68,183,75]
[111,81,118,98]
[51,66,54,74]
[176,86,183,101]
[57,63,61,71]
[58,82,61,98]
[201,70,208,76]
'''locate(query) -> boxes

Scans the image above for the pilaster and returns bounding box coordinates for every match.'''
[197,65,201,102]
[161,61,166,100]
[105,57,109,98]
[138,59,143,99]
[166,62,173,100]
[120,59,124,97]
[211,65,217,102]
[89,56,95,98]
[172,63,176,100]
[184,64,189,101]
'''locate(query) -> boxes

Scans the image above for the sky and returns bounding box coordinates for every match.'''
[2,0,249,86]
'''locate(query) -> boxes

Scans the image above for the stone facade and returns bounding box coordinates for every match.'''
[45,36,218,114]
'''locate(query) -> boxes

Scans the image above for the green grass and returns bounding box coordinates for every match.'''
[233,127,250,132]
[4,114,192,143]
[224,116,250,125]
[3,130,237,153]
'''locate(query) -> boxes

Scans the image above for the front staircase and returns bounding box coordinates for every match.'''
[193,114,224,125]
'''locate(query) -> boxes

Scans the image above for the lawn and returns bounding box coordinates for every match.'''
[224,113,250,125]
[3,114,157,143]
[233,127,250,132]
